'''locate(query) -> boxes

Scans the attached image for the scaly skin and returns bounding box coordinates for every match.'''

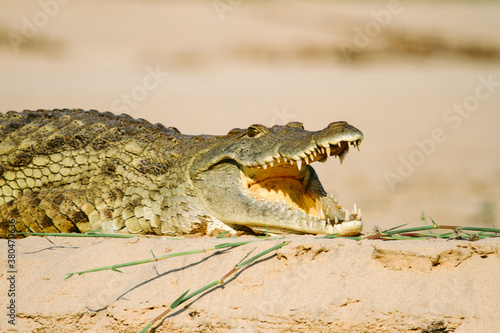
[0,109,363,237]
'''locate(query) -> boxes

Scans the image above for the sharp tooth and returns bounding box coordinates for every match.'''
[283,157,287,163]
[344,210,350,221]
[304,157,309,165]
[283,199,287,205]
[327,218,331,225]
[297,159,302,170]
[334,217,339,224]
[276,158,281,163]
[312,149,317,157]
[353,203,357,215]
[320,208,325,219]
[338,142,342,147]
[337,203,341,209]
[356,209,362,220]
[269,161,274,167]
[263,164,268,169]
[326,146,331,156]
[339,152,346,164]
[275,198,279,203]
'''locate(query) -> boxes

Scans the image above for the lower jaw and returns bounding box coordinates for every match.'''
[245,219,363,236]
[238,190,362,235]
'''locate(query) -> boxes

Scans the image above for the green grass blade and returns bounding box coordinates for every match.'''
[17,231,138,238]
[17,231,184,239]
[319,234,363,240]
[430,217,438,226]
[140,241,289,332]
[235,248,256,267]
[215,231,230,238]
[140,322,153,333]
[170,289,190,309]
[421,211,427,223]
[236,241,288,268]
[321,233,339,238]
[382,223,409,233]
[44,237,56,246]
[384,225,438,235]
[140,289,191,333]
[214,240,256,249]
[379,236,426,240]
[459,226,500,233]
[438,232,455,238]
[182,281,221,303]
[66,239,266,278]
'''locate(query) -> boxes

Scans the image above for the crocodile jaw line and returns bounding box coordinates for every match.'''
[236,140,362,235]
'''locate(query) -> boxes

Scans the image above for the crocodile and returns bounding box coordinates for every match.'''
[0,109,363,238]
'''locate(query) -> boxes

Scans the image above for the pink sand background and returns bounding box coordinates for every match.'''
[1,0,500,231]
[1,2,500,332]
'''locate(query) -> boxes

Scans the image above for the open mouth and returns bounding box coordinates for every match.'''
[240,139,362,231]
[191,121,364,236]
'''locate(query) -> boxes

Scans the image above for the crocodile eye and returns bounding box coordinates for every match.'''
[247,126,260,138]
[246,124,270,138]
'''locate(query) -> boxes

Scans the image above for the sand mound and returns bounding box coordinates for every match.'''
[1,235,498,332]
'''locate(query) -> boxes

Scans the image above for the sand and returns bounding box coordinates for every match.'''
[0,0,500,331]
[0,236,499,332]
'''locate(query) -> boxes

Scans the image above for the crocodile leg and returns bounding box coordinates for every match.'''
[0,190,95,238]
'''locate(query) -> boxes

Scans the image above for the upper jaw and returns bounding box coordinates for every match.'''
[243,139,361,170]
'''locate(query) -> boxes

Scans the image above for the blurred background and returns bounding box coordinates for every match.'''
[1,0,499,232]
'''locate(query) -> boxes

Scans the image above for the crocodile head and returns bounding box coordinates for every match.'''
[190,121,363,236]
